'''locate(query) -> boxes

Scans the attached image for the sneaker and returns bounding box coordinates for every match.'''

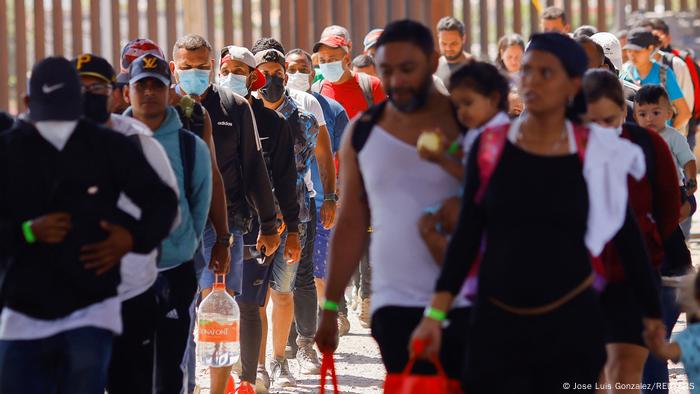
[255,365,270,393]
[296,343,321,374]
[350,287,360,311]
[359,297,371,328]
[285,343,297,359]
[236,381,256,394]
[338,312,351,337]
[270,358,296,388]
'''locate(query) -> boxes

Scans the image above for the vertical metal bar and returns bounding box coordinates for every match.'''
[597,0,606,31]
[334,0,350,29]
[430,0,446,37]
[353,0,369,55]
[35,0,45,60]
[148,0,159,44]
[0,0,8,110]
[631,0,639,11]
[479,0,488,59]
[280,0,292,53]
[680,0,688,10]
[166,0,177,60]
[496,0,505,39]
[128,0,138,39]
[205,0,214,46]
[407,0,424,24]
[296,0,311,51]
[53,0,64,55]
[90,0,100,54]
[15,0,27,112]
[112,0,121,69]
[664,0,672,10]
[564,0,572,26]
[463,0,472,51]
[223,0,233,45]
[261,0,272,37]
[390,0,405,20]
[243,0,252,48]
[647,0,657,11]
[72,0,82,55]
[371,0,388,28]
[530,0,539,34]
[547,0,554,5]
[580,0,589,26]
[514,0,522,34]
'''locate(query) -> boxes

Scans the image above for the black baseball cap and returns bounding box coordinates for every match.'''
[115,72,130,88]
[128,54,171,86]
[71,53,116,85]
[623,28,657,51]
[28,56,83,122]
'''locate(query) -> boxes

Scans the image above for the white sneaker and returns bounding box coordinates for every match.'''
[270,358,296,388]
[255,364,270,393]
[359,297,371,328]
[338,312,351,337]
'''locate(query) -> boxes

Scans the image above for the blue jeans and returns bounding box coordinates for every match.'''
[0,327,113,394]
[642,285,682,394]
[198,225,244,294]
[270,224,307,294]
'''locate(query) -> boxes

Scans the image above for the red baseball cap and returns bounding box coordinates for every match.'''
[120,38,165,72]
[313,35,350,53]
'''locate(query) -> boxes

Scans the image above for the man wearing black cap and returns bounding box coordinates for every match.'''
[0,56,178,394]
[72,53,181,394]
[124,53,214,394]
[620,28,691,131]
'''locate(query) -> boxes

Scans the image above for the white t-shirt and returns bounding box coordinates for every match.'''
[110,114,180,300]
[287,88,326,127]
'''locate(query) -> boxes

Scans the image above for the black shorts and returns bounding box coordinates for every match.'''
[600,281,645,346]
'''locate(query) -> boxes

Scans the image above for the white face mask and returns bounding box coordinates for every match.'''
[287,72,311,92]
[319,60,346,83]
[34,120,78,151]
[219,73,249,97]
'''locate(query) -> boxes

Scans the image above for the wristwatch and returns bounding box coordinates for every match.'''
[324,193,339,202]
[216,233,234,247]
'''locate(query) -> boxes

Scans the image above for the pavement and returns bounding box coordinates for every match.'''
[194,214,700,394]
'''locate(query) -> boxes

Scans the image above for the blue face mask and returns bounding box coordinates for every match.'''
[177,68,210,96]
[319,60,346,83]
[219,74,249,97]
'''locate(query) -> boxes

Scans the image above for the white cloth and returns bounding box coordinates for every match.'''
[34,120,78,150]
[670,55,695,112]
[358,124,470,314]
[506,119,645,257]
[463,111,511,161]
[287,88,326,127]
[303,169,316,198]
[432,75,449,95]
[110,114,180,300]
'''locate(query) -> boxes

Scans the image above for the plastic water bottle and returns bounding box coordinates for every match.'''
[196,274,240,367]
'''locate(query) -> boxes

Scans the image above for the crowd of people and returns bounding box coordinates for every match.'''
[1,5,700,394]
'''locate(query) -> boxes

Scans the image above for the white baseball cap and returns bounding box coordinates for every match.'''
[220,45,266,90]
[591,32,623,71]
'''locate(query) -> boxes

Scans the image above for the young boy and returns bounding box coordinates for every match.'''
[634,84,697,220]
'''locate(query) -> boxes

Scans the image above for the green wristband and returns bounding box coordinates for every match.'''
[322,299,339,312]
[424,307,447,322]
[447,141,461,156]
[22,221,36,244]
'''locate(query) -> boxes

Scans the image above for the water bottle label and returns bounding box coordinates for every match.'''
[198,320,239,342]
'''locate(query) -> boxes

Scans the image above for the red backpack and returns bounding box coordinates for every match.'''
[461,123,607,300]
[672,49,700,120]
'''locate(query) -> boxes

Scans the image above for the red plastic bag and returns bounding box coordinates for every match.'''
[320,352,340,394]
[383,340,463,394]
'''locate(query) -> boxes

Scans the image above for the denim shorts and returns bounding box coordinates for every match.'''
[269,224,307,294]
[198,224,244,295]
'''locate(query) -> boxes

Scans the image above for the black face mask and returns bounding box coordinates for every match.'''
[387,73,433,113]
[260,75,285,103]
[83,92,111,124]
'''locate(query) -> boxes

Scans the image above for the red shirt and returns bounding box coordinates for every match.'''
[320,73,386,119]
[602,124,680,282]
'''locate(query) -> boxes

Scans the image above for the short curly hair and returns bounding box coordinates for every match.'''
[251,37,285,55]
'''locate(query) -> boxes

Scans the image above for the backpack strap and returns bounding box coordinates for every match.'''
[474,124,510,204]
[356,72,375,109]
[351,101,387,153]
[660,63,668,87]
[178,128,197,206]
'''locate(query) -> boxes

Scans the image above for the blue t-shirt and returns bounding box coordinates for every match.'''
[627,62,684,102]
[310,93,349,208]
[672,322,700,393]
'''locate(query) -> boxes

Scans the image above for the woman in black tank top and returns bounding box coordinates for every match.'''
[411,33,663,394]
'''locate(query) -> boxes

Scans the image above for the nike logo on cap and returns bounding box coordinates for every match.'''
[42,83,64,94]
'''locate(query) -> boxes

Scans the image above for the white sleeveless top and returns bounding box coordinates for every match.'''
[358,125,470,314]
